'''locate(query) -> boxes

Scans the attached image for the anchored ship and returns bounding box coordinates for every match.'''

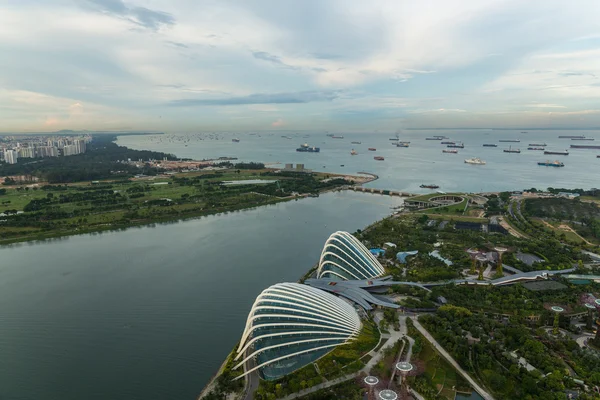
[420,184,440,189]
[570,145,600,149]
[499,139,520,142]
[441,141,455,144]
[504,146,521,153]
[396,142,410,147]
[465,157,486,165]
[443,149,458,154]
[572,138,595,141]
[528,147,545,151]
[232,138,240,142]
[529,143,547,146]
[368,147,376,151]
[351,141,361,144]
[374,156,385,161]
[482,144,498,147]
[559,135,585,139]
[447,143,464,148]
[544,150,569,155]
[350,149,358,155]
[538,160,564,167]
[296,143,320,152]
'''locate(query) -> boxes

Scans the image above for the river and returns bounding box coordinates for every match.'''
[0,191,403,400]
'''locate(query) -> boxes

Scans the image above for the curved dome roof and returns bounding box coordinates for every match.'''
[234,282,361,380]
[317,231,385,280]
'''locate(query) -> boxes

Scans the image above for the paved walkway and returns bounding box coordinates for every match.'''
[412,318,495,400]
[277,373,359,400]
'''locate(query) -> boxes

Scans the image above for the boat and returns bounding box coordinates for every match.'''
[396,142,409,147]
[374,156,385,161]
[538,160,564,167]
[350,149,358,155]
[464,157,486,165]
[528,147,545,150]
[504,146,521,153]
[544,150,569,155]
[447,143,464,148]
[340,164,345,167]
[482,144,497,147]
[331,135,344,139]
[351,141,362,144]
[443,149,458,154]
[441,141,455,145]
[326,133,334,137]
[528,143,547,146]
[521,131,528,133]
[570,145,600,149]
[232,138,240,142]
[572,138,595,141]
[296,143,320,152]
[426,136,444,140]
[499,139,520,142]
[559,135,585,139]
[420,184,440,189]
[368,147,376,151]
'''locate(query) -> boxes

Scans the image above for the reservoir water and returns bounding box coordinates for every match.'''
[117,129,600,193]
[0,191,403,400]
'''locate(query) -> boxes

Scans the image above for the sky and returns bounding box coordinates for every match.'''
[2,0,600,132]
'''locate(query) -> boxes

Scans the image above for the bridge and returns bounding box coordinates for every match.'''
[345,185,414,197]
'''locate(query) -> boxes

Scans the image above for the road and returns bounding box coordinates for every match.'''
[242,353,260,400]
[411,318,495,400]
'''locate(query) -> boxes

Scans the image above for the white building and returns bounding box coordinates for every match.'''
[4,149,18,164]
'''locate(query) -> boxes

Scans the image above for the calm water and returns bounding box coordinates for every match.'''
[0,191,403,400]
[118,129,600,193]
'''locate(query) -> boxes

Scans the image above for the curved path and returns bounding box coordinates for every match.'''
[411,318,494,400]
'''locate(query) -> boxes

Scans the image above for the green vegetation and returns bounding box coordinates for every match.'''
[407,318,471,399]
[0,169,352,244]
[202,347,245,400]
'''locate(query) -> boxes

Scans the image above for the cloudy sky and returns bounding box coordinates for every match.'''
[2,0,600,132]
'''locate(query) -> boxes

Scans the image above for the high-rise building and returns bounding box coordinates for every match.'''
[4,150,18,164]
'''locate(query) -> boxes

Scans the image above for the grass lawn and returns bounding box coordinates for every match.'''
[422,213,489,223]
[423,198,469,216]
[529,218,588,244]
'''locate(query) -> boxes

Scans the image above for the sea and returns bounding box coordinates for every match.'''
[0,191,403,400]
[117,129,600,193]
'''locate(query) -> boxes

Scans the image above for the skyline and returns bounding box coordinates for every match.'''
[2,0,600,132]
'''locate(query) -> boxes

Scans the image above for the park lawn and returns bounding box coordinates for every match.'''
[423,198,469,216]
[422,213,489,223]
[529,218,588,244]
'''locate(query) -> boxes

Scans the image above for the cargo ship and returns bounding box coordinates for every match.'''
[504,146,521,153]
[499,139,520,143]
[441,141,455,145]
[374,156,385,161]
[559,135,585,139]
[465,157,486,165]
[350,149,358,155]
[420,184,440,189]
[331,135,344,139]
[572,138,595,141]
[538,160,564,167]
[396,142,409,148]
[296,143,320,152]
[447,143,464,148]
[426,136,443,140]
[570,145,600,149]
[482,144,498,147]
[528,147,545,151]
[528,143,547,146]
[443,149,458,154]
[351,141,362,144]
[232,138,240,142]
[368,147,376,151]
[544,150,569,155]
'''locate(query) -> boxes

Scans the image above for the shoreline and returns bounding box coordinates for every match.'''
[0,169,380,247]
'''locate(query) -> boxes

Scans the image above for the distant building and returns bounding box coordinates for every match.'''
[4,149,18,164]
[557,192,580,199]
